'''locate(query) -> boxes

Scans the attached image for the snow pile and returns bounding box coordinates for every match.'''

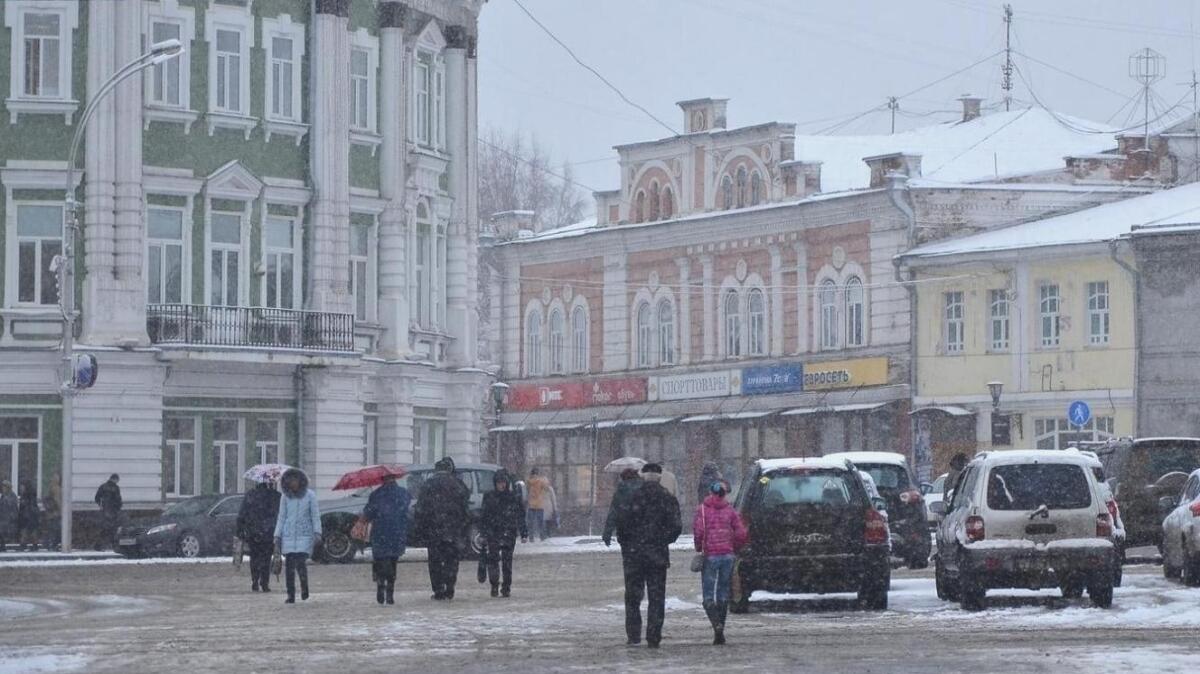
[0,556,229,569]
[0,651,88,674]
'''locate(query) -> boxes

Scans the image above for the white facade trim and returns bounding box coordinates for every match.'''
[4,0,80,124]
[349,28,380,139]
[142,0,196,131]
[204,1,255,133]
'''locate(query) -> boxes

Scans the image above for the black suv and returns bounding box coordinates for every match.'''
[825,451,932,569]
[728,457,892,613]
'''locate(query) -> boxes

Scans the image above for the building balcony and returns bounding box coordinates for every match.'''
[146,304,355,353]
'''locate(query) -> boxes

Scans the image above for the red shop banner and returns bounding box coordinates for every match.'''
[506,377,648,412]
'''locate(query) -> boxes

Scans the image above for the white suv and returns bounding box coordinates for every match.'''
[934,449,1119,610]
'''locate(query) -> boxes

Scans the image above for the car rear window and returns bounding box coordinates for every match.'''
[756,470,857,507]
[986,464,1091,511]
[856,464,910,490]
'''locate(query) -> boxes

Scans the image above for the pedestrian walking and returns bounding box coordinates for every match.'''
[363,473,411,605]
[615,463,682,649]
[693,480,747,645]
[413,457,470,600]
[274,468,321,604]
[697,462,722,507]
[545,481,560,537]
[237,480,281,593]
[93,474,122,551]
[0,480,17,552]
[602,468,643,548]
[40,493,60,551]
[525,468,551,542]
[17,481,40,552]
[480,470,527,598]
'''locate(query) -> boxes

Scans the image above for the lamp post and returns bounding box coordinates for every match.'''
[588,414,598,536]
[488,381,509,463]
[58,39,184,553]
[986,381,1008,448]
[987,381,1004,410]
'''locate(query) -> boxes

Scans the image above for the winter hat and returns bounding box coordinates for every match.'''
[709,481,728,496]
[620,468,639,480]
[435,457,456,472]
[641,463,663,474]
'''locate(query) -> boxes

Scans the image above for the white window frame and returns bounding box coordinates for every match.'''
[658,298,676,366]
[818,279,838,350]
[210,417,244,494]
[570,303,589,373]
[349,215,377,323]
[410,22,446,151]
[163,416,199,498]
[362,414,377,466]
[204,202,250,307]
[260,14,306,144]
[4,1,79,124]
[525,307,543,377]
[0,415,42,501]
[142,0,197,132]
[413,414,447,465]
[747,287,766,356]
[1039,282,1060,348]
[844,277,864,348]
[254,418,283,466]
[988,289,1009,352]
[1034,416,1115,450]
[636,301,654,368]
[1087,281,1110,346]
[410,202,442,329]
[146,205,190,306]
[204,3,255,138]
[349,28,380,152]
[944,291,964,354]
[262,212,302,310]
[548,308,566,374]
[723,289,742,358]
[10,201,64,307]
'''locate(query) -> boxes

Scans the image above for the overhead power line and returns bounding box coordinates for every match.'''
[478,136,601,194]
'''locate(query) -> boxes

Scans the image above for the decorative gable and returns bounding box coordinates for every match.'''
[415,19,446,51]
[206,160,263,200]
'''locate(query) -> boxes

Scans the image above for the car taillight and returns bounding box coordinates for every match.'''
[899,490,923,505]
[865,507,889,545]
[1190,502,1200,517]
[1096,513,1112,538]
[966,515,985,542]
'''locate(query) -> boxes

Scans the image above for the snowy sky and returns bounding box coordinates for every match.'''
[478,0,1200,200]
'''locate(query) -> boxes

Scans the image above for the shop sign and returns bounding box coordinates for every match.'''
[650,370,739,401]
[506,377,647,412]
[742,364,803,395]
[801,357,889,391]
[589,378,648,406]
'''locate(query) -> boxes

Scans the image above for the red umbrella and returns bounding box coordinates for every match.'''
[333,464,408,490]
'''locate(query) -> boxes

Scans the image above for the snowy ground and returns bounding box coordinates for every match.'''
[1,548,1196,673]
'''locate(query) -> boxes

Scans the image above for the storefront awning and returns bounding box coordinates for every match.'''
[681,410,777,423]
[490,422,583,433]
[909,405,975,417]
[780,402,888,416]
[591,416,678,429]
[490,425,526,433]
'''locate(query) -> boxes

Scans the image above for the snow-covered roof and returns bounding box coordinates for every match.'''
[794,107,1116,193]
[757,457,853,473]
[902,181,1200,261]
[511,216,599,243]
[823,451,909,467]
[972,449,1099,466]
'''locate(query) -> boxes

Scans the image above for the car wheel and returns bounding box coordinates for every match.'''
[935,560,959,602]
[729,563,752,614]
[1060,576,1085,599]
[1087,577,1113,609]
[321,530,356,564]
[177,533,202,559]
[1183,545,1200,587]
[958,570,985,611]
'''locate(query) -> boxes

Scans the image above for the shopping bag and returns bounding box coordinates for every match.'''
[350,516,371,543]
[232,537,244,568]
[271,550,283,577]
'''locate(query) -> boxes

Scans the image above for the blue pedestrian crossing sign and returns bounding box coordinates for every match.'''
[1068,401,1091,428]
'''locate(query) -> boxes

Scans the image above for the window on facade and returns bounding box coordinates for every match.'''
[989,289,1009,351]
[944,291,964,353]
[845,277,864,347]
[724,289,742,357]
[658,299,676,365]
[349,222,371,321]
[548,309,565,374]
[351,47,370,130]
[0,417,40,500]
[1087,281,1110,345]
[412,50,444,147]
[649,182,660,221]
[721,176,733,210]
[163,417,197,497]
[735,167,748,208]
[264,217,296,309]
[16,204,63,306]
[414,219,429,326]
[661,187,674,219]
[413,415,447,464]
[571,306,588,373]
[747,288,766,356]
[636,301,654,368]
[147,208,184,305]
[1035,416,1115,450]
[414,52,428,142]
[633,191,645,223]
[750,171,762,206]
[362,415,377,466]
[209,211,241,306]
[525,311,543,376]
[22,12,61,98]
[210,418,241,494]
[1039,283,1060,347]
[255,419,282,466]
[214,29,242,112]
[819,280,838,349]
[269,36,295,120]
[150,21,182,106]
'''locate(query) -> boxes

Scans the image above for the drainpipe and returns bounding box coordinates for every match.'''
[294,365,306,470]
[888,172,921,457]
[1109,238,1140,436]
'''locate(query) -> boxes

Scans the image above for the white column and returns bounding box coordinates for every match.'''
[700,255,715,361]
[446,378,487,463]
[794,242,809,354]
[110,0,147,344]
[465,35,481,363]
[377,3,409,357]
[377,374,416,464]
[602,254,628,372]
[769,245,784,357]
[443,27,474,366]
[81,0,117,343]
[676,257,691,364]
[301,368,365,497]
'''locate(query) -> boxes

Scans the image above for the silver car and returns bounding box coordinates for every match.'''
[1160,468,1200,584]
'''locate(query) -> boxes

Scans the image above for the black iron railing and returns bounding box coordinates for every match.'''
[147,304,356,352]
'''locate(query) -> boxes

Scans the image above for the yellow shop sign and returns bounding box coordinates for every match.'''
[802,357,889,391]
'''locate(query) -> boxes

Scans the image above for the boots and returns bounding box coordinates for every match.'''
[385,578,395,605]
[715,602,728,645]
[377,583,386,605]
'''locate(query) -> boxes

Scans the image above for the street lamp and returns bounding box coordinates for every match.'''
[489,381,510,418]
[58,39,184,552]
[986,381,1004,410]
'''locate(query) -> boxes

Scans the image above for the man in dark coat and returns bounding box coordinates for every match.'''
[237,481,281,592]
[413,457,470,600]
[16,481,40,551]
[602,468,643,548]
[480,470,527,598]
[0,480,17,552]
[616,463,682,649]
[93,474,122,550]
[364,474,411,605]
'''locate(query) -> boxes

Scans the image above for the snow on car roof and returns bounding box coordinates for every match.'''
[971,449,1099,466]
[757,457,851,473]
[823,451,908,467]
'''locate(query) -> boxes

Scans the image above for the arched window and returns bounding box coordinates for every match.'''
[661,187,674,219]
[548,309,565,374]
[724,289,742,358]
[658,299,675,366]
[636,302,654,368]
[649,181,660,221]
[819,280,838,349]
[747,288,766,356]
[750,171,763,206]
[721,176,734,210]
[525,310,543,376]
[845,277,865,347]
[633,191,645,223]
[571,305,588,373]
[735,167,748,208]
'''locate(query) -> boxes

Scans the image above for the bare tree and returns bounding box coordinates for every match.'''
[478,127,588,232]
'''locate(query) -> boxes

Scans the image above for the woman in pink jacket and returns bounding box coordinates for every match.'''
[692,480,747,645]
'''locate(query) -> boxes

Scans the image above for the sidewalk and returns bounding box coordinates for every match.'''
[0,549,121,562]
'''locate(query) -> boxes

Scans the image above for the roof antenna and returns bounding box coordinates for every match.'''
[1002,4,1013,112]
[1129,48,1166,162]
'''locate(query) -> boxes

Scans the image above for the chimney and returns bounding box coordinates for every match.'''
[780,160,822,198]
[489,210,537,240]
[957,94,983,123]
[863,152,922,188]
[677,97,729,133]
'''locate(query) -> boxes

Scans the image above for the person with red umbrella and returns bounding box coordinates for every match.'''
[363,472,410,605]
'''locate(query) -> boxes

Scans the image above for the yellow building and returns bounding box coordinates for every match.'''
[892,183,1197,477]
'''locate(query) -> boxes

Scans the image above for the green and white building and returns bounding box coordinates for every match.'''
[0,0,488,522]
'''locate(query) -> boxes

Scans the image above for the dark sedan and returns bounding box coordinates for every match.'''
[117,494,244,558]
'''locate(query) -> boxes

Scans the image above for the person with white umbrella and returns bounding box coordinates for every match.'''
[237,477,281,593]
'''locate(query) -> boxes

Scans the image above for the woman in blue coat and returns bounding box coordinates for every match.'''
[273,468,321,604]
[363,474,411,605]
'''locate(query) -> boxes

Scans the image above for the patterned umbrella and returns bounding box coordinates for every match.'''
[333,464,408,491]
[604,456,647,474]
[243,463,291,484]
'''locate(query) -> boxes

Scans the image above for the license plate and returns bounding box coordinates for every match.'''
[1016,558,1043,572]
[118,538,137,546]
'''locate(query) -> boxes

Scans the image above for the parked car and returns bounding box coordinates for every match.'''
[825,452,931,569]
[728,457,891,613]
[922,473,948,528]
[116,494,243,559]
[1078,449,1126,586]
[934,449,1118,610]
[1078,437,1200,549]
[318,462,503,563]
[1159,468,1200,584]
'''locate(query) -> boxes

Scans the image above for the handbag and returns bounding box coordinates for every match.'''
[271,550,283,577]
[232,537,244,568]
[350,515,371,543]
[690,505,706,573]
